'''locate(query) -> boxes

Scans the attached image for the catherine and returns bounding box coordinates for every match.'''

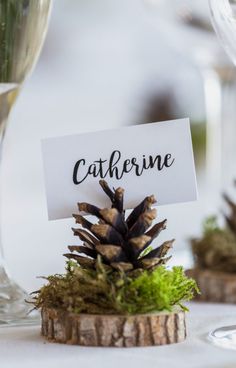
[73,150,175,185]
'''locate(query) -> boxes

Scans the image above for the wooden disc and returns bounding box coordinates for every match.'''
[41,307,186,347]
[186,268,236,303]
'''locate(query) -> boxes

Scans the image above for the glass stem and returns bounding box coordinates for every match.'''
[0,101,13,266]
[220,67,236,189]
[0,86,31,324]
[201,66,236,212]
[202,67,222,212]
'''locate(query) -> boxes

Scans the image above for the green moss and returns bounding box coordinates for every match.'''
[115,266,198,314]
[192,217,236,272]
[203,216,222,235]
[33,258,198,315]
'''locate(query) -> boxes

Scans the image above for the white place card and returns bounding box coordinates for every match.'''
[42,119,198,220]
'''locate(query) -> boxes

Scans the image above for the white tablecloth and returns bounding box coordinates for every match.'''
[1,303,236,368]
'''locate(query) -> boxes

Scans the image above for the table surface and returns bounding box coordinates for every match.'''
[1,303,236,368]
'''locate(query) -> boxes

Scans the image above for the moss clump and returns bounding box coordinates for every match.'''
[33,257,198,315]
[192,216,236,273]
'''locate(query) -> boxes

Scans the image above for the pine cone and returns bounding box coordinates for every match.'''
[223,180,236,235]
[64,180,174,272]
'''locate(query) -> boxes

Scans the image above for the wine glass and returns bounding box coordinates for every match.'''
[144,0,236,212]
[0,0,52,326]
[208,0,236,350]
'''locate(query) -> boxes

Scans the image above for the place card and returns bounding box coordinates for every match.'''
[42,118,198,220]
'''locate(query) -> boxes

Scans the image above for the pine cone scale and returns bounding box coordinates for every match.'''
[128,209,157,239]
[91,224,124,245]
[126,195,156,229]
[145,219,167,239]
[95,244,127,263]
[99,208,127,234]
[72,228,99,248]
[128,235,152,253]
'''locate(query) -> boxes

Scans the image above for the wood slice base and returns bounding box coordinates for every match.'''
[186,268,236,303]
[41,307,186,347]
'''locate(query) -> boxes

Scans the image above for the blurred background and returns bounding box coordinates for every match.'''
[2,0,236,292]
